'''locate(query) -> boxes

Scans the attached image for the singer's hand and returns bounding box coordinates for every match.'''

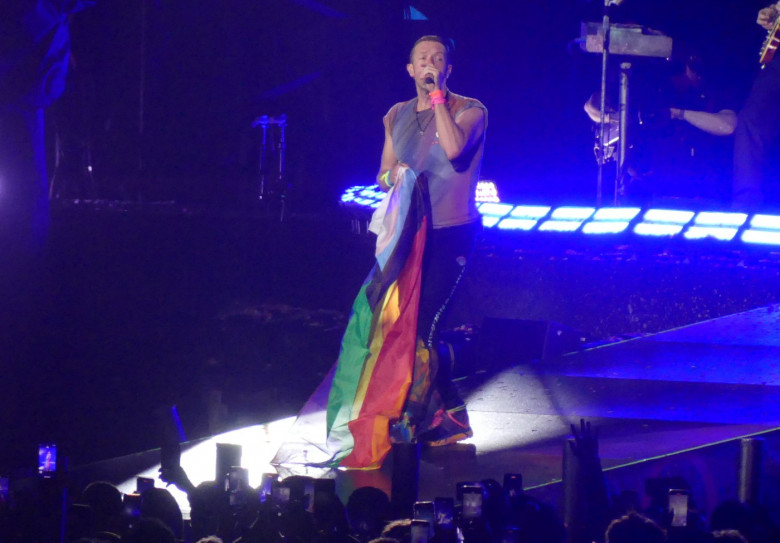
[390,162,409,186]
[758,5,779,31]
[422,65,443,90]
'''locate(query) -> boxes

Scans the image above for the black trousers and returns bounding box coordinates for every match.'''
[416,220,480,409]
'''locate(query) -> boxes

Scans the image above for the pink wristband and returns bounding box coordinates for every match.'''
[429,89,446,108]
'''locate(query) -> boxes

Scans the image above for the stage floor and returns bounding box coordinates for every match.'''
[266,306,780,515]
[5,204,780,520]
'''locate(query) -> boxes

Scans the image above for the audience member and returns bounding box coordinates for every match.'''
[606,512,667,543]
[0,421,778,543]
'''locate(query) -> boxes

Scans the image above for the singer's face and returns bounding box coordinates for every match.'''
[407,41,450,89]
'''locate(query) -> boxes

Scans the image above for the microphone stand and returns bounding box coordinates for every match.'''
[597,0,617,206]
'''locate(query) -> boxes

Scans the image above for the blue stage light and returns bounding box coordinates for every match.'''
[538,220,583,232]
[683,226,739,241]
[509,205,551,219]
[694,211,748,227]
[497,218,538,231]
[750,214,780,230]
[643,209,695,224]
[582,221,631,234]
[634,223,684,236]
[592,207,641,221]
[339,184,780,247]
[551,206,596,220]
[478,203,514,217]
[741,229,780,245]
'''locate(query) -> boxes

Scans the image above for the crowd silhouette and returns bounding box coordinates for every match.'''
[1,421,777,543]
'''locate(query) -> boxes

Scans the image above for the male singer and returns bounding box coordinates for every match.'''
[376,36,487,447]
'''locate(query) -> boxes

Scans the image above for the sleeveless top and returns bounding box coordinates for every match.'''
[384,91,487,228]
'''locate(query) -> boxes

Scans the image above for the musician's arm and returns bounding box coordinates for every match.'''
[670,108,737,136]
[758,4,780,31]
[584,93,611,124]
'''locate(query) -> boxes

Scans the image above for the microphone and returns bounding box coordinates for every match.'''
[424,76,434,85]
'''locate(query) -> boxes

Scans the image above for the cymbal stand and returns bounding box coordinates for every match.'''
[597,0,624,206]
[252,113,288,221]
[617,61,631,202]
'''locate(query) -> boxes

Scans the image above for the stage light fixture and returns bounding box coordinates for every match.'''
[582,221,631,234]
[551,206,596,220]
[476,180,500,203]
[750,214,780,230]
[478,202,514,217]
[741,229,780,245]
[509,205,551,219]
[694,211,748,227]
[538,220,583,232]
[643,209,695,224]
[683,226,738,241]
[592,207,641,221]
[339,185,780,247]
[634,223,685,236]
[497,218,538,231]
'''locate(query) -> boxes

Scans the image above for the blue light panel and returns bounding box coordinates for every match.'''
[482,216,501,227]
[643,209,695,224]
[478,203,514,217]
[509,205,551,219]
[497,218,538,231]
[750,214,780,230]
[538,220,583,232]
[592,207,641,221]
[582,221,631,234]
[694,211,748,227]
[741,229,780,245]
[551,206,596,221]
[634,223,684,236]
[683,226,738,241]
[339,184,780,248]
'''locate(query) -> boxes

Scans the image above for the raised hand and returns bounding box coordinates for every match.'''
[758,5,779,31]
[569,418,599,460]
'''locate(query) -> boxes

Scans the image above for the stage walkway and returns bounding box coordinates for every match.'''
[262,305,780,514]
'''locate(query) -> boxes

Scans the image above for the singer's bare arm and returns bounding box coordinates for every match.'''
[377,122,396,191]
[377,118,410,192]
[420,63,486,161]
[433,105,486,162]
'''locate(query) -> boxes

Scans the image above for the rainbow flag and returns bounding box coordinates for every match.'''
[325,168,428,469]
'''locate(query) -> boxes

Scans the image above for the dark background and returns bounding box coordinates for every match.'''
[2,0,776,475]
[54,0,768,208]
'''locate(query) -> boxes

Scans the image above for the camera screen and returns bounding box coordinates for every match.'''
[273,485,291,505]
[668,490,688,527]
[411,519,430,543]
[259,473,277,503]
[434,497,454,528]
[462,489,483,519]
[226,467,248,492]
[38,444,56,476]
[160,442,181,471]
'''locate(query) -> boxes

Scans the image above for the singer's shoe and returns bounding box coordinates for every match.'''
[420,405,472,447]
